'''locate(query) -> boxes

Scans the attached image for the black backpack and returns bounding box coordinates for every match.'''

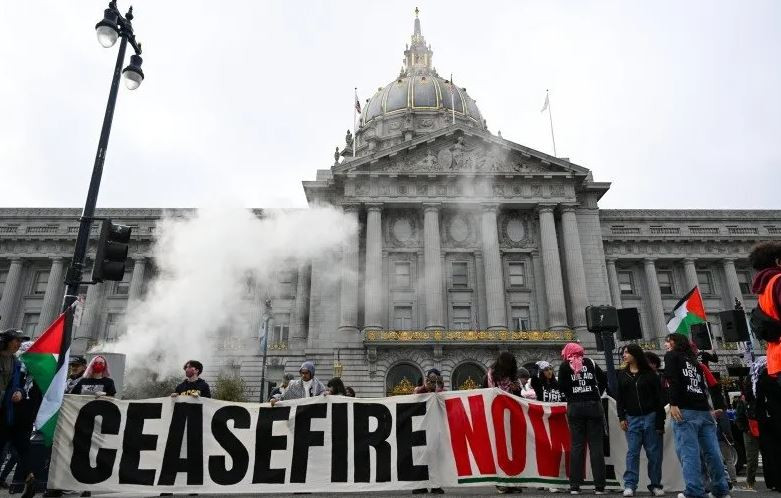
[750,306,781,342]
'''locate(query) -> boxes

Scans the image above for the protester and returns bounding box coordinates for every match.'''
[663,333,730,498]
[71,355,116,397]
[749,242,781,379]
[269,373,295,401]
[65,356,87,394]
[271,361,326,405]
[558,342,607,495]
[754,356,781,492]
[326,377,347,396]
[734,379,760,491]
[531,360,565,402]
[345,386,356,397]
[518,367,536,400]
[616,344,665,497]
[414,368,444,394]
[171,360,211,398]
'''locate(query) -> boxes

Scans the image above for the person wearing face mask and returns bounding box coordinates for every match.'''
[71,355,116,397]
[172,360,211,398]
[270,361,326,406]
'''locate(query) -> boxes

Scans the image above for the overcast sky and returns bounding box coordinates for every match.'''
[1,1,778,210]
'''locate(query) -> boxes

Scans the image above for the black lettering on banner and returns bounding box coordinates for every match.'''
[396,402,429,481]
[157,403,204,486]
[253,406,290,484]
[209,406,251,485]
[331,403,348,483]
[118,403,162,485]
[71,400,121,484]
[353,403,392,483]
[291,403,328,483]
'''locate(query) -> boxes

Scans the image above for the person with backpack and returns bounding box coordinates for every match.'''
[616,344,665,497]
[558,342,607,495]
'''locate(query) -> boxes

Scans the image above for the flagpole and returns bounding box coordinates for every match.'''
[353,87,357,158]
[450,74,455,125]
[546,89,557,157]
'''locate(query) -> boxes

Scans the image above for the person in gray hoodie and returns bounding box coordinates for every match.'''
[270,361,326,405]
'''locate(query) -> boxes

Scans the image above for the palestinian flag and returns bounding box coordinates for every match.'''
[666,286,707,336]
[20,306,73,446]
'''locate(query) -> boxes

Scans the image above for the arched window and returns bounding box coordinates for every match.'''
[386,363,423,396]
[451,362,486,391]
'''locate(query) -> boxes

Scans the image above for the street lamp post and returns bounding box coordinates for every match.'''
[259,299,273,402]
[62,1,145,312]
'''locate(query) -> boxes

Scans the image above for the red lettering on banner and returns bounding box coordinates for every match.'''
[490,395,527,476]
[445,395,497,477]
[527,403,570,477]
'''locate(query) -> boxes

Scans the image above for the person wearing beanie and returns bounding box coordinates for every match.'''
[531,360,565,403]
[271,361,326,406]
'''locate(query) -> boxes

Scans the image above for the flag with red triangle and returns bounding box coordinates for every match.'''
[20,306,73,446]
[666,286,707,336]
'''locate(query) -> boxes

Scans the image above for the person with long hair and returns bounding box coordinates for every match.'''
[617,344,665,497]
[326,377,347,396]
[483,352,522,494]
[531,361,565,402]
[558,342,607,495]
[70,355,116,397]
[663,333,730,498]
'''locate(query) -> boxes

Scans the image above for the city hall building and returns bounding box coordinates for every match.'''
[1,14,778,397]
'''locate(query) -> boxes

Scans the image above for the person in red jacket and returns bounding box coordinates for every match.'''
[749,242,781,378]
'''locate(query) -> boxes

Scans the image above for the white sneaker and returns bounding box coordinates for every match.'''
[595,491,606,495]
[623,489,634,497]
[549,488,561,494]
[570,490,581,495]
[677,494,687,498]
[651,489,665,497]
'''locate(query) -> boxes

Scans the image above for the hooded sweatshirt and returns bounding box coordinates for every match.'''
[752,267,781,376]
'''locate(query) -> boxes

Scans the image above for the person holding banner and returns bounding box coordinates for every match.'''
[70,356,116,397]
[270,361,325,405]
[531,361,565,402]
[558,342,607,495]
[663,333,730,498]
[617,344,665,497]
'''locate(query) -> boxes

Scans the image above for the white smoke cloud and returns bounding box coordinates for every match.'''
[97,205,356,378]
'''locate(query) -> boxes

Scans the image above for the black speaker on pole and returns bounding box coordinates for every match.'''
[617,308,643,341]
[586,305,619,333]
[719,310,750,342]
[691,323,712,350]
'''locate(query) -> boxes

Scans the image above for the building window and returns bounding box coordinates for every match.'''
[451,262,468,288]
[386,363,423,396]
[737,271,752,295]
[451,362,486,390]
[657,270,674,296]
[113,269,132,295]
[0,269,7,300]
[452,306,472,330]
[697,271,714,295]
[510,306,531,331]
[277,270,296,297]
[21,313,39,338]
[393,262,411,288]
[105,313,125,341]
[508,262,525,287]
[393,306,413,329]
[272,313,290,346]
[31,270,50,295]
[618,271,635,295]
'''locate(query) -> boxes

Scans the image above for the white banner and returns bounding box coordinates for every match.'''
[50,390,684,494]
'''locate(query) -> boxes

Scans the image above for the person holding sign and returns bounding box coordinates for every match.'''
[172,360,211,398]
[558,342,607,495]
[70,355,116,397]
[664,333,730,498]
[270,361,326,405]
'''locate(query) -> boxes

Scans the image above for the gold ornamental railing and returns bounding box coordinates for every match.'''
[365,329,576,344]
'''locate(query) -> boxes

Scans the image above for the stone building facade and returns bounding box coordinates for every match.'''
[1,14,779,397]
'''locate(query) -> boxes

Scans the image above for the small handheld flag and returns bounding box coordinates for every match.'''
[666,286,707,336]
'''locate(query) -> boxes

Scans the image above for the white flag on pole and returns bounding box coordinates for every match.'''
[540,93,549,113]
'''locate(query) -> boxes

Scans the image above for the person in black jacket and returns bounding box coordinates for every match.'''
[558,342,607,495]
[531,361,565,402]
[663,333,729,498]
[616,344,665,497]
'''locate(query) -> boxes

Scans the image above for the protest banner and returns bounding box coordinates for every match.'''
[50,389,684,494]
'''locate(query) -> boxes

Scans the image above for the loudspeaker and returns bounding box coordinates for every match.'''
[719,310,750,342]
[617,308,643,341]
[691,323,712,350]
[727,366,750,377]
[586,305,619,333]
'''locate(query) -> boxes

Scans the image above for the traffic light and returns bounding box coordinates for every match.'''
[91,219,131,282]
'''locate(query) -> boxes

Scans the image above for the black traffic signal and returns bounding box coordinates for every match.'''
[91,219,131,282]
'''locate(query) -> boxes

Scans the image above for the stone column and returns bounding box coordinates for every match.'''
[722,258,743,305]
[643,258,667,339]
[37,257,66,335]
[538,206,568,329]
[294,263,311,340]
[0,258,24,329]
[423,203,445,329]
[339,206,360,332]
[127,257,147,305]
[364,203,383,329]
[73,281,107,353]
[606,258,623,309]
[481,204,507,330]
[682,258,698,291]
[560,205,590,330]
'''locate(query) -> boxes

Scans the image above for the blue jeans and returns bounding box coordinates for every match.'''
[672,409,729,498]
[623,412,663,491]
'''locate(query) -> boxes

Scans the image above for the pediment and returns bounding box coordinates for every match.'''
[334,125,590,178]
